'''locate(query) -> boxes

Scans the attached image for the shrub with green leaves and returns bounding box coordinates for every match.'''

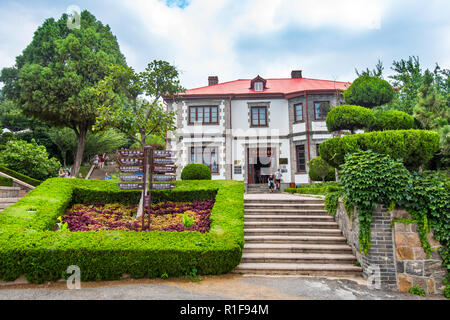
[326,105,375,133]
[340,150,410,254]
[0,176,13,187]
[181,164,212,181]
[319,130,440,170]
[0,165,42,187]
[343,75,395,108]
[307,156,334,182]
[0,139,60,180]
[370,110,415,131]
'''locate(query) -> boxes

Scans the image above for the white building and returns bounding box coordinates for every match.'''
[164,70,350,189]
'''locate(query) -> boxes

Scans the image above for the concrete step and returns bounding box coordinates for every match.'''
[245,204,325,210]
[245,209,329,216]
[0,197,21,209]
[241,252,356,264]
[233,263,363,276]
[244,228,342,237]
[244,235,347,244]
[245,215,334,222]
[245,199,324,204]
[244,221,339,229]
[243,243,353,254]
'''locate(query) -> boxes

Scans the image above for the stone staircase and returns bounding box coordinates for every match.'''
[234,194,363,277]
[246,184,280,194]
[0,187,23,211]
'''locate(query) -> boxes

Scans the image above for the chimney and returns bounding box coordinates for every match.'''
[291,70,303,79]
[208,76,219,86]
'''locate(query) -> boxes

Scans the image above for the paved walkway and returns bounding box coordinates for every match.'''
[0,274,444,300]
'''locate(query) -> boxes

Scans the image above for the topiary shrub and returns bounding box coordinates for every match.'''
[307,156,335,182]
[181,164,212,181]
[343,76,395,108]
[326,105,375,133]
[370,110,415,131]
[319,130,440,170]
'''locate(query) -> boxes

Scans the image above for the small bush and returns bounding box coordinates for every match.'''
[181,164,212,181]
[409,286,426,296]
[343,76,395,108]
[326,105,375,133]
[309,168,335,182]
[370,110,415,131]
[307,156,334,182]
[319,130,440,170]
[0,176,13,187]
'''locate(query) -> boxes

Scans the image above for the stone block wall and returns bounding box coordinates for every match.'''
[334,200,447,295]
[0,186,20,198]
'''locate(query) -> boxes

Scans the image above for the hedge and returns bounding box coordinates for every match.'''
[319,130,440,170]
[0,179,244,283]
[0,165,42,187]
[0,176,13,187]
[370,110,415,131]
[326,105,375,133]
[285,182,340,195]
[343,76,395,108]
[181,164,212,180]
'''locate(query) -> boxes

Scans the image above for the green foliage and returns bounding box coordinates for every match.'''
[0,10,127,176]
[307,156,333,182]
[182,214,194,228]
[326,105,375,133]
[0,139,60,180]
[408,285,426,297]
[340,151,411,254]
[0,179,244,283]
[324,191,342,216]
[309,168,336,182]
[0,176,13,187]
[370,110,415,131]
[343,76,395,108]
[181,164,212,181]
[93,62,183,148]
[319,130,440,170]
[0,165,41,187]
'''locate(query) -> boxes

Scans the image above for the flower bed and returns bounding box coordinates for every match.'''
[63,200,214,233]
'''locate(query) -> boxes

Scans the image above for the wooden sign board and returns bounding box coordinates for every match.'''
[117,183,144,190]
[120,166,144,173]
[153,166,176,174]
[119,175,144,182]
[119,158,144,166]
[119,150,144,157]
[151,183,176,190]
[144,195,151,207]
[152,175,176,182]
[153,150,175,158]
[153,158,175,166]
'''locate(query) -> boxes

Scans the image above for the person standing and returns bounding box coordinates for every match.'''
[100,155,105,169]
[93,154,99,169]
[275,169,282,191]
[268,173,275,193]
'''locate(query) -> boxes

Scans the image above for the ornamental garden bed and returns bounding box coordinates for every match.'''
[62,200,214,232]
[0,178,244,284]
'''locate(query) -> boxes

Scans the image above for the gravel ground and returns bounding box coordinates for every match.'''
[0,274,445,300]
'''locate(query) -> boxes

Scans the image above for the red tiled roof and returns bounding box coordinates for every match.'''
[177,78,351,98]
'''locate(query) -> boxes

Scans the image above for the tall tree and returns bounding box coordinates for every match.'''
[0,10,126,176]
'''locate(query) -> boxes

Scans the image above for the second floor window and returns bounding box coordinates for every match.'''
[189,106,218,124]
[294,103,303,122]
[251,106,267,127]
[314,101,330,120]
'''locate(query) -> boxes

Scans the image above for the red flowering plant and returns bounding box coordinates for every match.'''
[61,200,215,233]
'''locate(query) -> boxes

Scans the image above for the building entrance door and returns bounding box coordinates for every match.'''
[247,147,275,184]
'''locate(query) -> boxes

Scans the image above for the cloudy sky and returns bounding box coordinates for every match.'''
[0,0,449,89]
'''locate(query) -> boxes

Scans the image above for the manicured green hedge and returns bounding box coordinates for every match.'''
[0,179,244,283]
[326,105,375,133]
[0,165,42,187]
[0,176,13,187]
[319,130,440,170]
[181,164,212,180]
[370,110,415,131]
[285,182,340,195]
[343,76,395,108]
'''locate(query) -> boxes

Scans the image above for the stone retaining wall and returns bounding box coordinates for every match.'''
[0,186,20,198]
[334,200,447,295]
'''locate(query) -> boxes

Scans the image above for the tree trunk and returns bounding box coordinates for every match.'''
[73,127,87,177]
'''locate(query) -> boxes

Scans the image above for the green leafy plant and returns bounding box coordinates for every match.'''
[408,285,426,296]
[340,150,410,254]
[181,164,212,181]
[307,156,334,182]
[182,213,194,228]
[0,165,42,187]
[0,176,13,187]
[343,75,395,108]
[161,272,168,279]
[326,105,375,133]
[370,110,415,131]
